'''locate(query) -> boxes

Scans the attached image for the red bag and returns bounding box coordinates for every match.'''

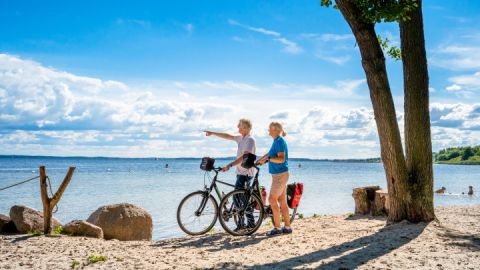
[287,182,303,209]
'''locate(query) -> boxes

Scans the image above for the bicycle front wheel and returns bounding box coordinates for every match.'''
[177,191,218,235]
[218,189,264,236]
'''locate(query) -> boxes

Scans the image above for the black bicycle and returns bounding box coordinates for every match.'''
[176,157,235,235]
[218,153,297,236]
[177,155,298,236]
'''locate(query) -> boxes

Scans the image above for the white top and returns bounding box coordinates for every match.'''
[233,134,256,176]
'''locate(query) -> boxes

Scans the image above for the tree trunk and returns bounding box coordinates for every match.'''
[336,0,410,223]
[400,0,435,222]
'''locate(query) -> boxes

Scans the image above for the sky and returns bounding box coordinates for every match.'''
[1,0,480,158]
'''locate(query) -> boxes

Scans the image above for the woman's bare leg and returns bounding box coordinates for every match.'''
[278,187,291,227]
[269,194,281,228]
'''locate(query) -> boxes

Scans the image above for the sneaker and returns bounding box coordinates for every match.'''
[282,227,293,234]
[266,228,283,236]
[234,226,245,232]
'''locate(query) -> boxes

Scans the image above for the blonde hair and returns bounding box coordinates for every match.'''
[270,122,287,137]
[238,118,252,130]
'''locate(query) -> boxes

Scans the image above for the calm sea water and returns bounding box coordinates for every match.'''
[0,156,479,239]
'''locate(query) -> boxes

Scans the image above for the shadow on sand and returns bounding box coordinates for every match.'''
[151,232,268,252]
[226,221,427,270]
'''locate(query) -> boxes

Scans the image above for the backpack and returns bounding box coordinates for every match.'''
[287,182,303,209]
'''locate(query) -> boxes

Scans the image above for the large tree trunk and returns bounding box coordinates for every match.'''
[336,0,410,223]
[400,0,435,222]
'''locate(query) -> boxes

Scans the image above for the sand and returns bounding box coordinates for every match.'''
[1,205,479,269]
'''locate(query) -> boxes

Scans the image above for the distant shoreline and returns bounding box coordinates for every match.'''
[4,155,480,165]
[0,154,382,163]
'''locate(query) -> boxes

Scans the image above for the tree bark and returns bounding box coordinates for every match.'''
[336,0,410,223]
[400,0,435,222]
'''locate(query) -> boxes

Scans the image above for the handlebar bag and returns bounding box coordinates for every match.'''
[287,182,303,209]
[241,153,257,169]
[200,157,215,171]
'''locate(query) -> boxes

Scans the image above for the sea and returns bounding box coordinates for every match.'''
[0,156,478,239]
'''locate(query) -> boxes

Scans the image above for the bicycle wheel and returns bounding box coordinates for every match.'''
[177,191,218,235]
[218,189,264,236]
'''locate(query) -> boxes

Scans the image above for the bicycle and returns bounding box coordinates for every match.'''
[177,156,298,236]
[176,157,235,236]
[218,154,298,236]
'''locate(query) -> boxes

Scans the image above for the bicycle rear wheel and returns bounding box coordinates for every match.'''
[177,191,218,235]
[218,189,264,236]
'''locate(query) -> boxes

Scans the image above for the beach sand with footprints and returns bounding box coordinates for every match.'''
[1,205,479,269]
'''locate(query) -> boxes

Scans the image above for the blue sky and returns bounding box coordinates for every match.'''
[1,0,480,158]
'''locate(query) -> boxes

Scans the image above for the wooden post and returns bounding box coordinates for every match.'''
[39,166,76,234]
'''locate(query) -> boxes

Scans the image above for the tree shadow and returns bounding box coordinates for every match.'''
[436,225,480,250]
[9,234,38,243]
[249,221,428,269]
[151,232,268,252]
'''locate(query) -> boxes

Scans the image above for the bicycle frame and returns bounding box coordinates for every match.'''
[196,167,236,215]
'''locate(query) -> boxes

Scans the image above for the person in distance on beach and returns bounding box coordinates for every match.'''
[204,119,256,231]
[468,186,474,196]
[258,122,291,236]
[435,187,447,194]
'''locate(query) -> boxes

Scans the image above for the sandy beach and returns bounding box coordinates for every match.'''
[1,205,479,269]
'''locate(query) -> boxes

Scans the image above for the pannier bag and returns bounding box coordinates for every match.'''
[241,153,257,169]
[200,157,215,171]
[287,182,303,209]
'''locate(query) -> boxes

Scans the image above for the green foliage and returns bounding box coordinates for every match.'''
[347,213,355,218]
[27,229,42,236]
[377,35,402,60]
[298,213,304,219]
[87,255,108,264]
[207,228,216,234]
[264,220,273,226]
[434,146,480,165]
[70,260,80,269]
[53,225,63,235]
[320,0,419,23]
[313,213,320,218]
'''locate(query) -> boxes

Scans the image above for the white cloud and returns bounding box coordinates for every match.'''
[274,38,303,54]
[2,54,480,158]
[228,19,302,55]
[300,33,353,42]
[431,45,480,70]
[446,84,462,91]
[228,19,280,37]
[314,53,351,65]
[448,72,480,90]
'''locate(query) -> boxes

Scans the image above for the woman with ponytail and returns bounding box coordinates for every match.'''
[258,122,291,236]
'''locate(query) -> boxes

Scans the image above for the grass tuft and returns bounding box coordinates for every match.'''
[70,259,80,269]
[27,229,42,236]
[53,225,64,235]
[87,255,108,264]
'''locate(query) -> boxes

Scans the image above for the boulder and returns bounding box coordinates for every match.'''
[87,203,152,241]
[63,220,103,238]
[0,214,18,234]
[9,205,62,233]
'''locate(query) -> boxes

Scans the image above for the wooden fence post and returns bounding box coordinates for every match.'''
[39,166,76,234]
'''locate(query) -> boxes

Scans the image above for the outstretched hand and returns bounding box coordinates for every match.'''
[204,131,213,136]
